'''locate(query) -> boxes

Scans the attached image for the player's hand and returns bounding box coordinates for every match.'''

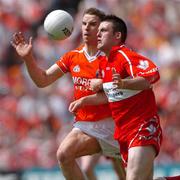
[11,32,33,60]
[90,78,103,92]
[112,68,124,89]
[69,99,83,114]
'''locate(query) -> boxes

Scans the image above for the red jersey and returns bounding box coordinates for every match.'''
[100,45,160,140]
[165,176,180,180]
[56,45,112,122]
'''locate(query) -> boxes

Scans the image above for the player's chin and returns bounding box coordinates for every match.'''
[83,35,89,41]
[97,43,102,50]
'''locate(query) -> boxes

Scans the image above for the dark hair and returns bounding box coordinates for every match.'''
[83,8,106,21]
[102,15,127,43]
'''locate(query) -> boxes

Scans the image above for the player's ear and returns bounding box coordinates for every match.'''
[115,32,121,40]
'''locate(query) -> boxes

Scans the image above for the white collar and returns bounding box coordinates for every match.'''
[82,46,102,62]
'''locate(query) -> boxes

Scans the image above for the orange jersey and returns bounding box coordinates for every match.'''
[56,45,112,122]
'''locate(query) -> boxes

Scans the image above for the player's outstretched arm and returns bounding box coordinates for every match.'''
[11,32,63,87]
[69,92,108,113]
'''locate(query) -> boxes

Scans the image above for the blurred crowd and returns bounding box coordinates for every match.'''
[0,0,179,171]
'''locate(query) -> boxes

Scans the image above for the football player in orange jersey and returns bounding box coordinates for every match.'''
[11,8,125,180]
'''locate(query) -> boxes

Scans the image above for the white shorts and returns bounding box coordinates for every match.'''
[73,118,120,158]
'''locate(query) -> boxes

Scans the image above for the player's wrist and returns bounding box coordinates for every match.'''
[80,97,86,106]
[120,79,125,89]
[24,53,36,65]
[24,53,33,62]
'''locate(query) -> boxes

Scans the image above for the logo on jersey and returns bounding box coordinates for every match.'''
[137,60,149,70]
[73,65,80,72]
[72,76,91,91]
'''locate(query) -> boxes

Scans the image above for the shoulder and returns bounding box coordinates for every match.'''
[117,46,151,63]
[71,45,84,53]
[117,46,135,58]
[58,46,83,62]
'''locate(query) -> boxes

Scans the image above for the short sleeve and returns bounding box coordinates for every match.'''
[56,52,72,73]
[120,51,160,84]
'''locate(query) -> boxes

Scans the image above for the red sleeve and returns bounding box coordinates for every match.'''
[136,63,160,84]
[121,51,160,84]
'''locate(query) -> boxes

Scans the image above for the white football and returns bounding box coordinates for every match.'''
[44,10,74,40]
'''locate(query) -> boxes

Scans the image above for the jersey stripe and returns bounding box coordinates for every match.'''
[118,50,134,77]
[59,59,68,72]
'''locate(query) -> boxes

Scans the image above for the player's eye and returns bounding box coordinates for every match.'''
[100,28,104,32]
[90,22,97,26]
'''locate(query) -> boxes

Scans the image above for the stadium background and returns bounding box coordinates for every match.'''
[0,0,179,179]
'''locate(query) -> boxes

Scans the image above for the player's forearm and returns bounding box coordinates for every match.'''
[24,55,52,87]
[122,76,151,90]
[81,92,108,105]
[90,78,103,92]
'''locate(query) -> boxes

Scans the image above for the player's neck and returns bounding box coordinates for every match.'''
[84,44,98,56]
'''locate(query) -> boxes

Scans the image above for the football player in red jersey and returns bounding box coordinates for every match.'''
[69,14,163,180]
[11,9,125,180]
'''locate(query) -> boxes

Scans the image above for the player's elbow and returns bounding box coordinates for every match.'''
[34,81,49,88]
[36,84,46,88]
